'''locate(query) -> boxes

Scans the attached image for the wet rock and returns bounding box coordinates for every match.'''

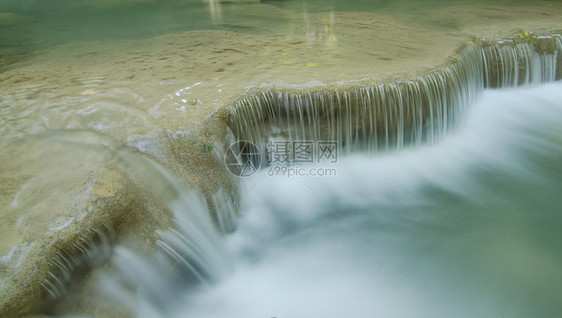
[0,130,170,316]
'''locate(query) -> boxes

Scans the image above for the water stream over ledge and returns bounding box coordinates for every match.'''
[229,35,562,159]
[88,81,562,318]
[40,37,562,318]
[2,1,562,317]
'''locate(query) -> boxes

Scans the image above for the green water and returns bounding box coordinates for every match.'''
[136,84,562,318]
[1,1,258,45]
[1,1,561,317]
[1,0,558,74]
[0,0,536,50]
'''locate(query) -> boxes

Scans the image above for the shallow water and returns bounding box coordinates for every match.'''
[0,0,553,53]
[1,1,562,317]
[90,82,562,318]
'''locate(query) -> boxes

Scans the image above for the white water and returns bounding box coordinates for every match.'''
[82,82,562,318]
[229,36,561,158]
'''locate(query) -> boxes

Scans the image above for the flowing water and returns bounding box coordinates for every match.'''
[228,37,561,158]
[93,82,562,318]
[2,0,562,317]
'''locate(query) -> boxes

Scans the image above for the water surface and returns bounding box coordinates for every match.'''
[93,83,562,318]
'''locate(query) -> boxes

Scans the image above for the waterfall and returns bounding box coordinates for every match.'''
[118,151,232,287]
[36,33,562,317]
[228,34,561,163]
[87,34,561,314]
[40,225,114,299]
[36,149,232,313]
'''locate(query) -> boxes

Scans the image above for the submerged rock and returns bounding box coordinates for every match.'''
[0,130,173,316]
[0,2,561,316]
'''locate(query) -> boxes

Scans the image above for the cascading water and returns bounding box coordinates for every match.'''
[120,151,232,285]
[41,225,114,300]
[49,151,236,316]
[91,81,562,318]
[46,35,562,317]
[228,34,561,160]
[3,0,562,315]
[174,81,562,318]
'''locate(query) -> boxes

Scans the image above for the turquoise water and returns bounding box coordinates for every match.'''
[1,1,262,45]
[214,84,562,318]
[1,1,561,317]
[94,83,562,318]
[0,0,554,73]
[0,0,532,49]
